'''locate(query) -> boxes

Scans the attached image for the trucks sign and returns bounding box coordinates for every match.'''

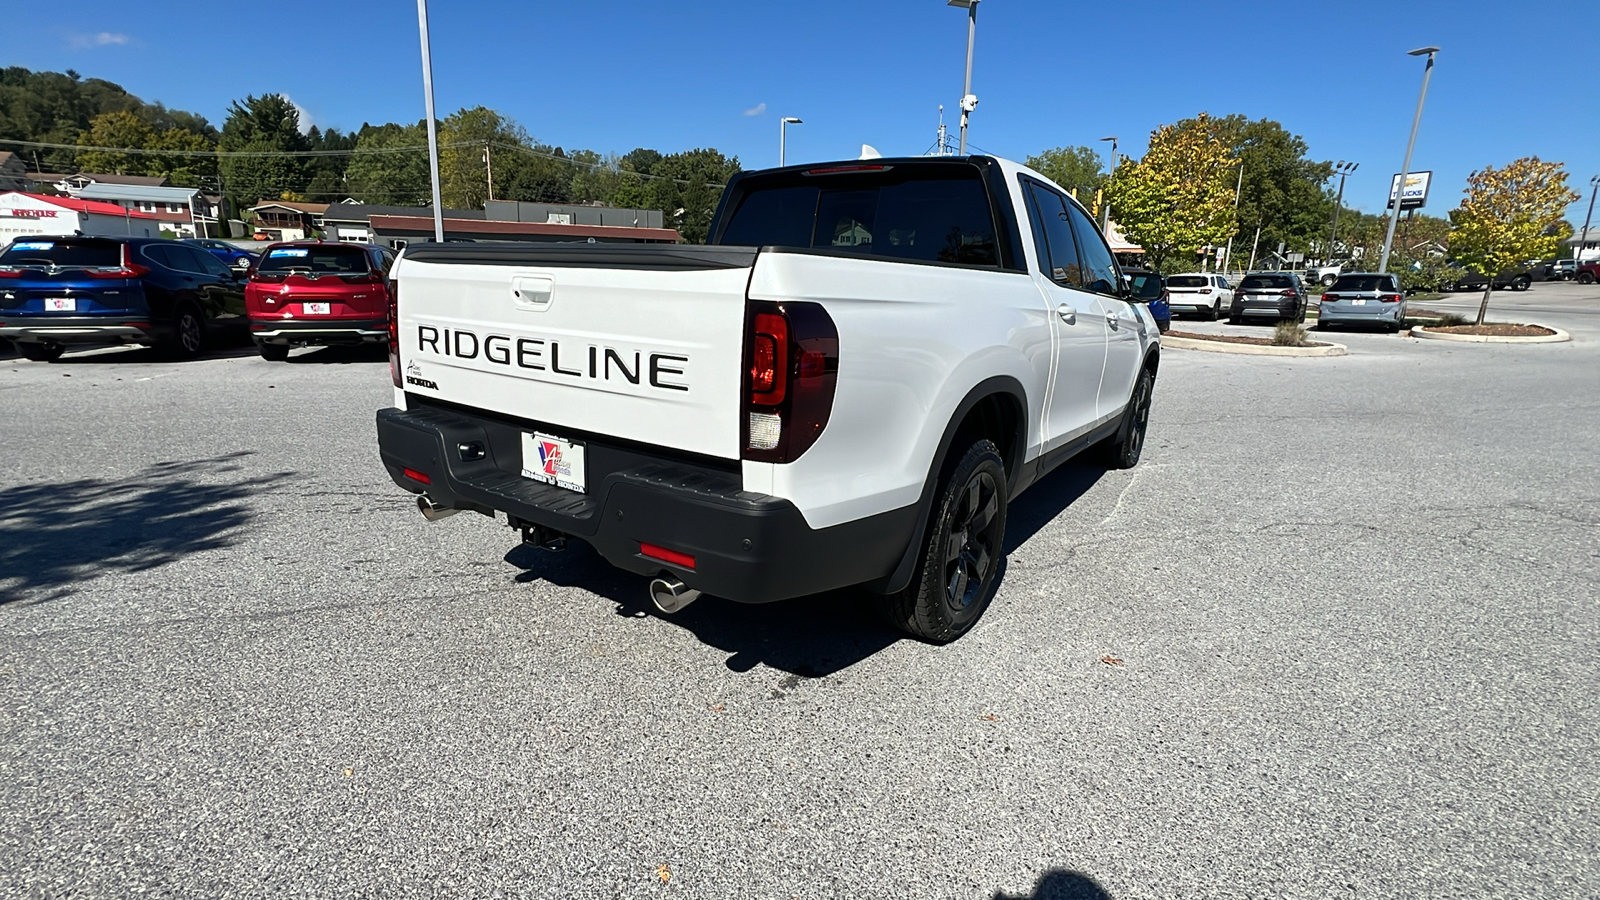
[1387,171,1432,211]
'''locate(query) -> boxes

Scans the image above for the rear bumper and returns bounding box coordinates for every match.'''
[1319,304,1403,323]
[251,317,386,344]
[0,317,159,344]
[375,403,915,604]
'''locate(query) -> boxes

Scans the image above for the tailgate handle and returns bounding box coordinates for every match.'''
[511,275,555,311]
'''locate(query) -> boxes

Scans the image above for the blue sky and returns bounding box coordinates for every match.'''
[15,0,1598,220]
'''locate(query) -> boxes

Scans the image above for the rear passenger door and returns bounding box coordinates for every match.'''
[1064,203,1140,415]
[1021,179,1108,451]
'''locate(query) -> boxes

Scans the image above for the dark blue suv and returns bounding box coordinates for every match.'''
[0,235,249,361]
[183,238,260,272]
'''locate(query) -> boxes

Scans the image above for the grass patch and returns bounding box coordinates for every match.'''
[1273,322,1312,346]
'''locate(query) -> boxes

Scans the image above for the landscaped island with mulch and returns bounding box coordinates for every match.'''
[1415,323,1557,338]
[1166,330,1338,348]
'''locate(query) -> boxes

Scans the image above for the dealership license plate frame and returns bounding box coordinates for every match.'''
[44,297,75,312]
[520,431,587,494]
[303,302,331,315]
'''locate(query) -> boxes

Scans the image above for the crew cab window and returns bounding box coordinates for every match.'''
[715,163,1000,268]
[1064,203,1123,296]
[1022,182,1083,287]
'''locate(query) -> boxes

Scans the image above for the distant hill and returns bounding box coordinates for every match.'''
[0,66,216,172]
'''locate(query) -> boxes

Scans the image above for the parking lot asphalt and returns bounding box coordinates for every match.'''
[2,283,1597,899]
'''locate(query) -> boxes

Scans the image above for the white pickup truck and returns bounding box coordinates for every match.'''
[376,156,1160,642]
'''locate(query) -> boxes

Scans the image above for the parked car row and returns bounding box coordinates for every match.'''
[0,235,392,362]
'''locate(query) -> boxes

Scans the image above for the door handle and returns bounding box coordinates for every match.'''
[1056,303,1076,325]
[1106,312,1119,330]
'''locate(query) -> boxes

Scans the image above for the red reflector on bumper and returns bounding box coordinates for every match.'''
[641,542,695,569]
[402,467,431,484]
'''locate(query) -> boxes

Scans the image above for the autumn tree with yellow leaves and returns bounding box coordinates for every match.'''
[1102,114,1238,273]
[1449,157,1578,324]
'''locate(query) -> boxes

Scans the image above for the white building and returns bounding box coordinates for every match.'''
[1566,227,1599,263]
[0,192,161,245]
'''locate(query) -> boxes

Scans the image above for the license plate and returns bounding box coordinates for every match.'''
[521,431,587,493]
[303,302,331,315]
[1352,298,1367,305]
[44,297,75,312]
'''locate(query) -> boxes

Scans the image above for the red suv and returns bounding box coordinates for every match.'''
[245,241,395,360]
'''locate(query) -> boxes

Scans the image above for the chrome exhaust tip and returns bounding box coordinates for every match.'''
[417,495,459,522]
[649,577,701,614]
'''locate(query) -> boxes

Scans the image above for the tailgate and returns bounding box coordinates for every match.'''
[392,244,758,461]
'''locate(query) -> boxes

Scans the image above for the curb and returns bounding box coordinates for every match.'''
[1409,324,1571,344]
[1162,335,1348,357]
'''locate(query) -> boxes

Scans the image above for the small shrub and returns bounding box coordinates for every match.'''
[1272,322,1311,346]
[1437,312,1468,327]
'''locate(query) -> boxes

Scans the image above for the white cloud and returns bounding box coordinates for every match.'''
[285,96,314,134]
[743,102,767,117]
[67,31,132,49]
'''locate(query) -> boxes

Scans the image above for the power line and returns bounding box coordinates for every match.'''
[0,137,482,158]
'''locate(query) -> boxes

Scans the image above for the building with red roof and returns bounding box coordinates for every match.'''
[0,192,161,245]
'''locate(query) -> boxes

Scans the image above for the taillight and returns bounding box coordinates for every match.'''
[0,268,22,278]
[1279,289,1297,298]
[388,280,401,387]
[1322,293,1339,302]
[85,245,151,279]
[1379,293,1402,303]
[1198,287,1212,294]
[742,300,838,463]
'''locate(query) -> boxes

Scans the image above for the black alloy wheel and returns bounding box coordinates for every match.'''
[1579,272,1596,285]
[876,439,1008,644]
[1512,276,1531,292]
[1102,367,1154,470]
[166,307,205,359]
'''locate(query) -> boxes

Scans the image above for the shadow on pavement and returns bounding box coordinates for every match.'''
[994,870,1114,900]
[0,451,293,606]
[42,344,259,364]
[1003,460,1106,553]
[287,345,388,365]
[504,540,903,678]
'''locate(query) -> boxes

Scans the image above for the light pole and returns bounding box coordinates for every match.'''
[416,0,444,242]
[1378,45,1438,274]
[947,0,979,154]
[1326,160,1358,263]
[1577,174,1600,266]
[1222,163,1244,273]
[1098,135,1117,233]
[779,117,802,167]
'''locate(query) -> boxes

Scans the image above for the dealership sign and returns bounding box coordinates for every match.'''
[0,208,59,218]
[1387,171,1432,210]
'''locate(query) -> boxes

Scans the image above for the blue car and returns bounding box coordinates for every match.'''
[0,235,249,361]
[183,238,260,271]
[1123,268,1171,333]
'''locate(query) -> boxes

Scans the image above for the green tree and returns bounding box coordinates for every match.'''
[1102,114,1237,272]
[1189,114,1332,264]
[74,110,155,174]
[219,94,310,206]
[1449,157,1578,324]
[437,106,528,209]
[1024,146,1106,203]
[344,122,431,205]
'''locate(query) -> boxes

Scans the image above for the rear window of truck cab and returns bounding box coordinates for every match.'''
[257,244,371,274]
[0,239,122,269]
[714,163,1001,267]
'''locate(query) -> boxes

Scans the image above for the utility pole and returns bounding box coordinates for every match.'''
[1099,136,1117,234]
[1379,46,1439,273]
[483,140,493,202]
[417,0,445,242]
[1578,175,1600,265]
[1326,161,1357,263]
[948,0,979,154]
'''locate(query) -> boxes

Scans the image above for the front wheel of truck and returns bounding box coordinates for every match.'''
[876,439,1008,644]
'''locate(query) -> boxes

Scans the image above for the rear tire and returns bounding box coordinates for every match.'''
[18,342,65,362]
[1321,274,1336,287]
[1205,301,1220,321]
[1512,276,1531,292]
[1100,366,1154,470]
[1579,272,1596,285]
[256,340,290,361]
[875,439,1008,644]
[163,305,206,359]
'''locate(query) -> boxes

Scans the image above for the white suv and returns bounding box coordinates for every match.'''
[1163,273,1234,320]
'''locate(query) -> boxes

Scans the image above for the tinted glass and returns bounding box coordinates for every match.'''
[0,239,121,268]
[171,246,214,274]
[1330,274,1397,292]
[190,248,233,278]
[716,165,1000,267]
[1123,271,1164,301]
[141,244,176,268]
[1024,183,1083,287]
[1064,203,1121,295]
[1239,274,1294,289]
[1166,275,1208,288]
[257,244,370,274]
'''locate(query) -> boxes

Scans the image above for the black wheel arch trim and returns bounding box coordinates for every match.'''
[866,375,1029,595]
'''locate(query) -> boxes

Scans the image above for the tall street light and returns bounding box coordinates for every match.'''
[779,117,802,167]
[416,0,444,243]
[1222,163,1244,273]
[948,0,979,154]
[1326,160,1358,264]
[1577,174,1600,265]
[1378,46,1439,274]
[1098,136,1117,233]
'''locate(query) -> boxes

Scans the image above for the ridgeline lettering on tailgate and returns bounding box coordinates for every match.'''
[416,325,688,392]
